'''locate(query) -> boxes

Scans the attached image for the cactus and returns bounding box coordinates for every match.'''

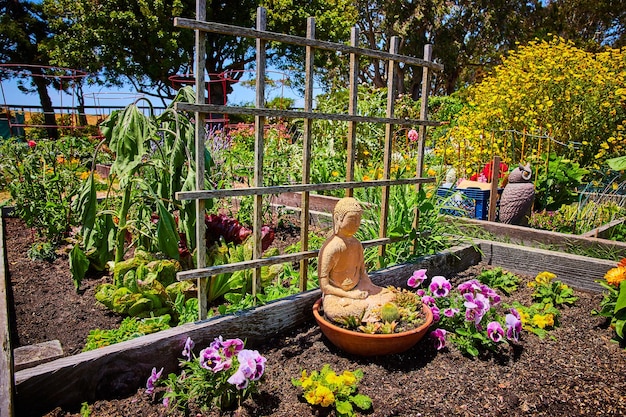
[380,302,400,323]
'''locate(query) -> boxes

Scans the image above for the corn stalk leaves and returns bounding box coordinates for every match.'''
[156,199,180,260]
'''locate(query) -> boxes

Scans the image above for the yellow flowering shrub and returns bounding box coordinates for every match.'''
[443,37,626,173]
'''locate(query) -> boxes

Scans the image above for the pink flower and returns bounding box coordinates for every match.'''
[407,269,427,288]
[430,328,447,350]
[408,129,419,142]
[27,140,37,148]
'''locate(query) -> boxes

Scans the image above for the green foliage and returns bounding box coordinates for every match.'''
[529,201,625,235]
[79,402,91,417]
[355,184,460,270]
[71,88,205,287]
[27,241,57,262]
[0,138,89,245]
[528,271,578,307]
[83,315,171,351]
[93,253,194,323]
[292,365,372,417]
[530,152,590,211]
[476,267,520,296]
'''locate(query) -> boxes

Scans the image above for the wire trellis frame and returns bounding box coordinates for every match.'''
[174,4,444,319]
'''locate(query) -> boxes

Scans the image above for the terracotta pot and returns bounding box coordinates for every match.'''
[312,298,434,356]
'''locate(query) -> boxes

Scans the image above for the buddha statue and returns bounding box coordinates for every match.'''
[318,197,395,323]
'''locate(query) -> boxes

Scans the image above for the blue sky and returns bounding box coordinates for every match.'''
[0,74,306,111]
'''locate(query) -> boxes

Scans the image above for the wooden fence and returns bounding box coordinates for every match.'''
[174,4,444,318]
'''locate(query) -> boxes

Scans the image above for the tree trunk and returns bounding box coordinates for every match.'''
[32,72,58,140]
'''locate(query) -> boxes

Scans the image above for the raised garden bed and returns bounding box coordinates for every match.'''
[3,212,624,416]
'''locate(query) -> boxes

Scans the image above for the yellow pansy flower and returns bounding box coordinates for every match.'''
[532,313,554,329]
[315,385,335,407]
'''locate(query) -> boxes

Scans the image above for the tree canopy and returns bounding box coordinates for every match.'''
[2,0,625,105]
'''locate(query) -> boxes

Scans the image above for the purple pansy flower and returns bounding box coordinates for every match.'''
[222,338,245,358]
[416,289,425,297]
[408,269,427,288]
[463,292,490,325]
[431,305,440,322]
[210,336,225,350]
[227,367,249,389]
[199,346,223,371]
[443,307,459,318]
[430,328,447,350]
[429,275,452,297]
[182,337,194,361]
[145,367,163,395]
[421,295,436,306]
[505,308,522,342]
[457,279,482,295]
[487,321,505,343]
[227,349,267,390]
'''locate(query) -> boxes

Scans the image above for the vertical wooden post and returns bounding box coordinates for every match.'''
[252,7,267,299]
[299,17,315,292]
[378,36,399,265]
[413,44,433,252]
[346,26,359,197]
[1,217,15,417]
[488,155,501,222]
[195,0,208,320]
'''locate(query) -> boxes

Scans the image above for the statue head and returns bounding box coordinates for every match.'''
[333,197,363,235]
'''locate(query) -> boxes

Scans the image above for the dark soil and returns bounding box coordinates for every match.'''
[5,216,626,417]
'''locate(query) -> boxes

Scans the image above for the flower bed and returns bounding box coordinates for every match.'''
[3,215,622,416]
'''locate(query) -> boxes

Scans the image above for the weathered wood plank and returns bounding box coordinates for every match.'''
[456,218,626,259]
[175,102,443,127]
[175,177,436,201]
[1,218,15,417]
[173,18,445,71]
[477,240,613,292]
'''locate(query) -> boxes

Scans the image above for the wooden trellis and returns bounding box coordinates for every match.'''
[174,4,444,319]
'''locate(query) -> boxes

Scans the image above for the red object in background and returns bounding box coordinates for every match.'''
[471,161,509,182]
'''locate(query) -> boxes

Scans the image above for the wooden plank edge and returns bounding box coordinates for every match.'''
[476,239,614,292]
[456,217,626,259]
[1,216,15,417]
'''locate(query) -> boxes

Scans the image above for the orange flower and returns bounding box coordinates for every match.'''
[604,266,626,286]
[618,258,626,268]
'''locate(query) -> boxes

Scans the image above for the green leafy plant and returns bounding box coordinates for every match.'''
[70,87,205,288]
[93,250,194,321]
[147,336,266,413]
[292,364,372,417]
[528,271,578,306]
[476,267,520,295]
[592,258,626,347]
[1,139,84,245]
[83,315,171,351]
[27,241,57,262]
